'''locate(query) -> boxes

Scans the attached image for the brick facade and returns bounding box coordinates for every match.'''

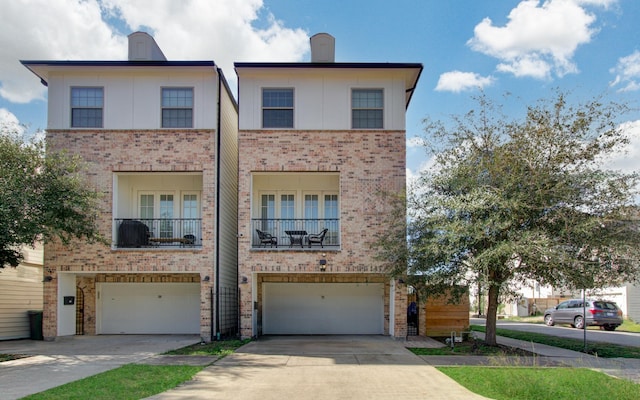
[43,129,217,339]
[238,129,408,338]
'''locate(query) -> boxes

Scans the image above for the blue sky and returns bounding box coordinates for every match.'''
[1,0,639,182]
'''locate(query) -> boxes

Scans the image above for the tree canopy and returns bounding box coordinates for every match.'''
[376,92,640,345]
[0,125,105,268]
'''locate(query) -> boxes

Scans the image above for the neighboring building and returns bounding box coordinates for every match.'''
[235,33,423,338]
[0,244,43,340]
[21,32,238,341]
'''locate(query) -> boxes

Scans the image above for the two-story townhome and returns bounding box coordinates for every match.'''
[235,33,422,338]
[21,32,238,341]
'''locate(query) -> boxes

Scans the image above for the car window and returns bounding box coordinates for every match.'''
[593,301,618,310]
[557,301,570,309]
[570,301,583,308]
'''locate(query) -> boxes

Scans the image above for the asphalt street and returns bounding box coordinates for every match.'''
[471,318,640,348]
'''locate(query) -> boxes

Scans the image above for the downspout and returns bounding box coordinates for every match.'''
[214,68,223,341]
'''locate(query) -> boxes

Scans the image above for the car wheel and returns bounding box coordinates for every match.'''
[574,315,585,329]
[544,314,555,326]
[603,325,616,331]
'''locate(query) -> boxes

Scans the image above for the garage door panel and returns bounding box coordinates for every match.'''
[263,283,384,335]
[100,283,200,334]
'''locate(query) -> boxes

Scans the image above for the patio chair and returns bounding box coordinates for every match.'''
[183,234,196,247]
[256,229,278,248]
[308,228,328,248]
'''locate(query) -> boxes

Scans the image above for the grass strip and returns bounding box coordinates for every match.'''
[438,367,640,400]
[409,340,524,356]
[21,364,203,400]
[164,338,250,356]
[471,325,640,358]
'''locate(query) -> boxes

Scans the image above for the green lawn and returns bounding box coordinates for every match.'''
[21,364,203,400]
[438,367,640,400]
[471,325,640,358]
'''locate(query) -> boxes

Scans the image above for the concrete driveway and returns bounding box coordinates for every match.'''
[0,335,200,400]
[147,336,490,400]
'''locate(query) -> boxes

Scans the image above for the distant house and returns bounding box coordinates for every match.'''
[21,32,238,341]
[235,33,423,338]
[0,244,43,340]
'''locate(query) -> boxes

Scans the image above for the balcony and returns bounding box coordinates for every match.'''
[251,219,339,249]
[114,218,202,248]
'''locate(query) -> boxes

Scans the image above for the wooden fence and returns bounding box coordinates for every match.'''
[528,297,566,315]
[423,293,470,337]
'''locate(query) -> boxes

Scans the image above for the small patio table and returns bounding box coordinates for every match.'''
[285,230,307,248]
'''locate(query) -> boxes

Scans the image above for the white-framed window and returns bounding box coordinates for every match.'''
[262,88,294,128]
[280,193,296,232]
[258,191,337,221]
[352,88,383,129]
[181,193,200,236]
[138,191,200,238]
[162,87,193,128]
[257,190,339,245]
[71,87,103,128]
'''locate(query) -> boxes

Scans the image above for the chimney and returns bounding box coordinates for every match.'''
[128,32,167,61]
[310,33,335,63]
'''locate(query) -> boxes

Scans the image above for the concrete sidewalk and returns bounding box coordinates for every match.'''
[468,332,640,383]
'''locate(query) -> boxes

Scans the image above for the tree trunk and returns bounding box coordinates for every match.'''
[484,283,500,346]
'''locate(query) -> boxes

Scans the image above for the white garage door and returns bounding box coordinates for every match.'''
[99,283,200,334]
[263,283,384,335]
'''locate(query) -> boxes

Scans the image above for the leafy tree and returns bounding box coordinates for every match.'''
[0,124,105,269]
[377,92,640,346]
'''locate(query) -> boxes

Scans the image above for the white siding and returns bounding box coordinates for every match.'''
[46,68,218,130]
[0,245,43,340]
[626,284,640,322]
[237,68,410,131]
[217,80,239,333]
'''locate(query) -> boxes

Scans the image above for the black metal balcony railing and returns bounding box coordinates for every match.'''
[115,218,202,248]
[251,219,339,249]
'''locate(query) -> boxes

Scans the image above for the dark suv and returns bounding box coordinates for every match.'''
[543,299,623,331]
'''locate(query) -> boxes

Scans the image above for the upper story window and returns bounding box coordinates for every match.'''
[71,87,103,128]
[262,88,294,128]
[352,89,383,129]
[162,88,193,128]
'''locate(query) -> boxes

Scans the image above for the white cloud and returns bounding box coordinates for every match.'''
[0,0,126,103]
[603,120,640,173]
[0,108,24,136]
[467,0,612,80]
[0,0,309,104]
[610,50,640,92]
[435,71,495,93]
[406,136,425,149]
